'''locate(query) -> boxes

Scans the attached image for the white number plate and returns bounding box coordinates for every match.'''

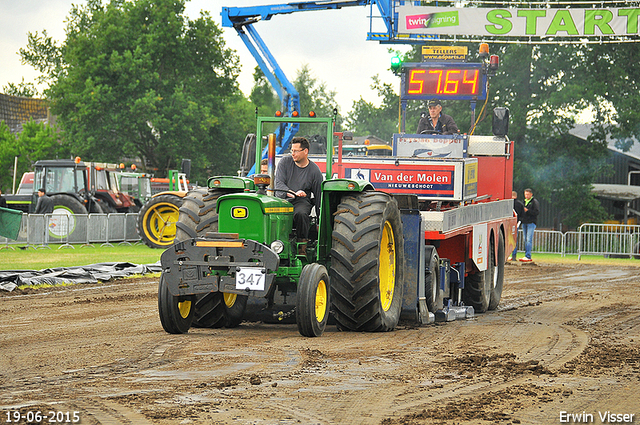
[235,267,265,291]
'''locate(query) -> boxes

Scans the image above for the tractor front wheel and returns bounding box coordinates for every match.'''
[158,275,195,334]
[330,192,404,332]
[296,263,330,337]
[174,188,248,328]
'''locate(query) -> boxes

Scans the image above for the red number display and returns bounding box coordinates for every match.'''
[405,67,481,97]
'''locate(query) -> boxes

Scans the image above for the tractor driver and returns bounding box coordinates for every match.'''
[274,137,323,245]
[417,98,459,135]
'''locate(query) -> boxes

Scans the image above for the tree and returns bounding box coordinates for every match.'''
[20,0,253,180]
[346,76,400,139]
[250,66,280,116]
[2,79,39,98]
[0,120,64,193]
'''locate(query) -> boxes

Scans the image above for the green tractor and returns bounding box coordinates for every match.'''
[158,113,404,337]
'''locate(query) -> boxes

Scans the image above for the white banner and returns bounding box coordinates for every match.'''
[398,6,640,38]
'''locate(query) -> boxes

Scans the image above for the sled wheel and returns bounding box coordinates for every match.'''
[425,246,443,312]
[137,194,183,249]
[158,274,195,334]
[296,263,330,337]
[330,192,404,332]
[488,229,505,310]
[463,233,494,313]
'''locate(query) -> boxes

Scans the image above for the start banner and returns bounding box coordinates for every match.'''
[398,6,640,38]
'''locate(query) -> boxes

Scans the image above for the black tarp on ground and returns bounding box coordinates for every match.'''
[0,261,161,292]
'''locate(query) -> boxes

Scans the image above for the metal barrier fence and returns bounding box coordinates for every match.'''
[3,215,639,259]
[1,213,141,250]
[512,224,640,259]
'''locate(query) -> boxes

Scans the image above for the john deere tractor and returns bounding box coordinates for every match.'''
[158,113,404,337]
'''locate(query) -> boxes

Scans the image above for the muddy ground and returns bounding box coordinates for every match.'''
[1,261,639,425]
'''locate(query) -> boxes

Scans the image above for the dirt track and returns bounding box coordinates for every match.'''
[1,261,639,425]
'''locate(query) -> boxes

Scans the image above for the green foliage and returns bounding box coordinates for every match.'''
[346,76,399,140]
[250,66,280,116]
[0,120,64,193]
[293,64,344,130]
[20,0,253,181]
[2,79,39,98]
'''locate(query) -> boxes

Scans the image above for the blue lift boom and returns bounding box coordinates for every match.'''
[221,1,425,157]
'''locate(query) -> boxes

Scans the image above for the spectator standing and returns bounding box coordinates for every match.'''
[508,190,525,261]
[34,188,54,214]
[519,188,540,262]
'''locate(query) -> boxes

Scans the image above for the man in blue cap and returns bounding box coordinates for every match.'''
[417,98,459,135]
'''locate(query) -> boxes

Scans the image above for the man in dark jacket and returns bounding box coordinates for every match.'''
[34,188,54,214]
[519,188,540,262]
[417,98,459,135]
[509,190,525,261]
[274,137,323,252]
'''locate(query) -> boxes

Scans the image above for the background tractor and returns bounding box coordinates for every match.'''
[136,168,191,249]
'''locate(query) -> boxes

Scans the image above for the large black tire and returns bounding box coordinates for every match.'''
[463,233,494,313]
[174,188,222,242]
[173,188,248,328]
[158,275,195,334]
[424,246,443,313]
[46,195,88,240]
[330,192,404,332]
[296,263,330,337]
[137,194,183,249]
[50,194,88,215]
[488,230,505,310]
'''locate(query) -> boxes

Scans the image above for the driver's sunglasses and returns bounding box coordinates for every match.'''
[291,148,306,153]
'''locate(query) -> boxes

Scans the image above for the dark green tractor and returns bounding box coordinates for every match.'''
[158,114,404,337]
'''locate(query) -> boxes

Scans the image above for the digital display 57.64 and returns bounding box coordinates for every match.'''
[402,64,485,100]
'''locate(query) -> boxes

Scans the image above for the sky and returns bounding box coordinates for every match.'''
[0,0,408,114]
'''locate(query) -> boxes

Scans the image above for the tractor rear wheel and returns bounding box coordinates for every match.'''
[173,188,248,328]
[296,263,330,337]
[330,192,404,332]
[50,194,88,215]
[488,230,505,310]
[137,194,183,249]
[158,274,195,334]
[463,233,494,313]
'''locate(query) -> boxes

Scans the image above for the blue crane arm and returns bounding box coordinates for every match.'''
[221,1,372,27]
[221,1,412,170]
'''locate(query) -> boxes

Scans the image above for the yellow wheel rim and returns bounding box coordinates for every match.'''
[315,279,327,322]
[144,202,180,246]
[178,299,192,319]
[379,220,396,312]
[223,292,237,308]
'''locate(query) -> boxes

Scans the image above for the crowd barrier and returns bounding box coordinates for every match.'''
[0,213,141,250]
[513,224,640,259]
[2,214,639,259]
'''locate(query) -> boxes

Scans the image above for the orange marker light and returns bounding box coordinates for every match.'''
[74,156,81,164]
[308,111,316,118]
[291,111,299,117]
[275,110,283,117]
